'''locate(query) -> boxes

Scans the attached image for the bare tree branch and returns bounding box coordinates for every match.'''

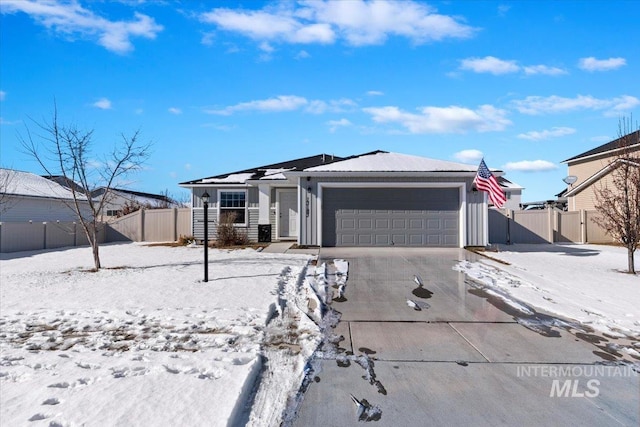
[18,102,152,270]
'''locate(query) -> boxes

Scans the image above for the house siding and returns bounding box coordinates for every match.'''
[0,195,91,222]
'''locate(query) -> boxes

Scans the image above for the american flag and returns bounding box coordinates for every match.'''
[474,159,506,208]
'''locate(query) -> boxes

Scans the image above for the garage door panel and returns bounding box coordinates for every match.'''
[392,219,406,229]
[409,219,424,229]
[375,219,389,229]
[375,235,390,245]
[341,218,356,229]
[324,188,459,247]
[359,219,372,229]
[392,234,407,245]
[444,219,458,230]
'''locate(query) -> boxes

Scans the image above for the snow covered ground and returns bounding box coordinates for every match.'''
[0,243,324,426]
[456,244,639,342]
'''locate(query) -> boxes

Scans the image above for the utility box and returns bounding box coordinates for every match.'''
[258,224,272,243]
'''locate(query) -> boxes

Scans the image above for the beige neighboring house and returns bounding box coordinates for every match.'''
[562,130,640,211]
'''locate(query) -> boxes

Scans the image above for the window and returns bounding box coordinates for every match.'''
[219,191,247,225]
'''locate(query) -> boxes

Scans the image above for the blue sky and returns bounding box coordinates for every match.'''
[1,0,638,203]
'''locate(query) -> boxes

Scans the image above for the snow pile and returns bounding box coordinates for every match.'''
[0,243,315,426]
[456,244,640,338]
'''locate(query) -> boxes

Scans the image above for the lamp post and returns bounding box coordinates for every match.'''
[202,191,210,282]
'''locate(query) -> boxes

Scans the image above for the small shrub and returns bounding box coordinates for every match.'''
[216,212,249,247]
[177,235,195,246]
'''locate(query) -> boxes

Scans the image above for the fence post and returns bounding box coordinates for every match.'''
[506,209,513,244]
[140,209,145,242]
[581,210,587,243]
[172,208,178,242]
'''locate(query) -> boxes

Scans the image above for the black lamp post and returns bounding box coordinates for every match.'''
[202,191,210,282]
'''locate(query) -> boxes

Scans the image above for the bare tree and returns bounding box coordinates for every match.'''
[20,104,151,270]
[592,116,640,274]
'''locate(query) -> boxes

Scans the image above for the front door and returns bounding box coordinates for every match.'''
[278,189,298,239]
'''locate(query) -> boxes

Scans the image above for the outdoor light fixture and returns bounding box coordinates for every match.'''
[202,191,210,282]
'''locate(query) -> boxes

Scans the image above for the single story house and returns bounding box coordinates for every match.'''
[90,187,180,220]
[0,168,90,222]
[562,130,640,211]
[180,151,503,248]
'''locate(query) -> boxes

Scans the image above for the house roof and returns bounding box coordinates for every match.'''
[180,153,345,185]
[1,168,85,200]
[92,187,177,204]
[497,177,524,190]
[563,130,640,163]
[304,151,488,173]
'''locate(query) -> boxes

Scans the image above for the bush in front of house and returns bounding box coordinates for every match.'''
[216,212,249,247]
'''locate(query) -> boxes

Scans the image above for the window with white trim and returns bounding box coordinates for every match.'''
[219,190,247,225]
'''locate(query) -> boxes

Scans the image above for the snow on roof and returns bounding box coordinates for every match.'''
[305,151,479,172]
[0,168,85,200]
[201,173,254,184]
[257,168,293,181]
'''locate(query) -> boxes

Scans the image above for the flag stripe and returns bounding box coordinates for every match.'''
[474,159,506,208]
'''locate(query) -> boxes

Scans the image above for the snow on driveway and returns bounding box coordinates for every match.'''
[0,243,318,426]
[456,244,639,342]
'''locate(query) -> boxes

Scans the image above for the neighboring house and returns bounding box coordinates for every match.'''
[496,177,523,210]
[91,187,180,219]
[0,168,90,222]
[180,151,504,248]
[562,130,640,211]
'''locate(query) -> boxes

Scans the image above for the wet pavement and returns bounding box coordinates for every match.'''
[291,248,639,427]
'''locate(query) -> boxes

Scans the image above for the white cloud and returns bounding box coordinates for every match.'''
[503,160,557,172]
[459,56,568,76]
[200,1,476,48]
[168,107,182,115]
[205,95,308,115]
[366,90,384,96]
[327,118,352,133]
[0,91,5,101]
[517,126,576,141]
[363,104,511,134]
[512,94,639,116]
[259,41,274,53]
[453,149,484,164]
[305,98,357,114]
[497,5,511,16]
[523,65,568,76]
[295,50,310,59]
[93,98,112,110]
[1,0,163,54]
[459,56,519,75]
[184,163,192,170]
[578,57,626,72]
[206,95,356,115]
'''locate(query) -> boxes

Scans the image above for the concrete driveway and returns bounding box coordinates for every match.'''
[292,248,639,426]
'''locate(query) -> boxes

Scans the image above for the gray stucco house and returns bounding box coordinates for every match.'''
[179,151,502,247]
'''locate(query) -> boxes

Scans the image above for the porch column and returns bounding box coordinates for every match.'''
[258,184,270,224]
